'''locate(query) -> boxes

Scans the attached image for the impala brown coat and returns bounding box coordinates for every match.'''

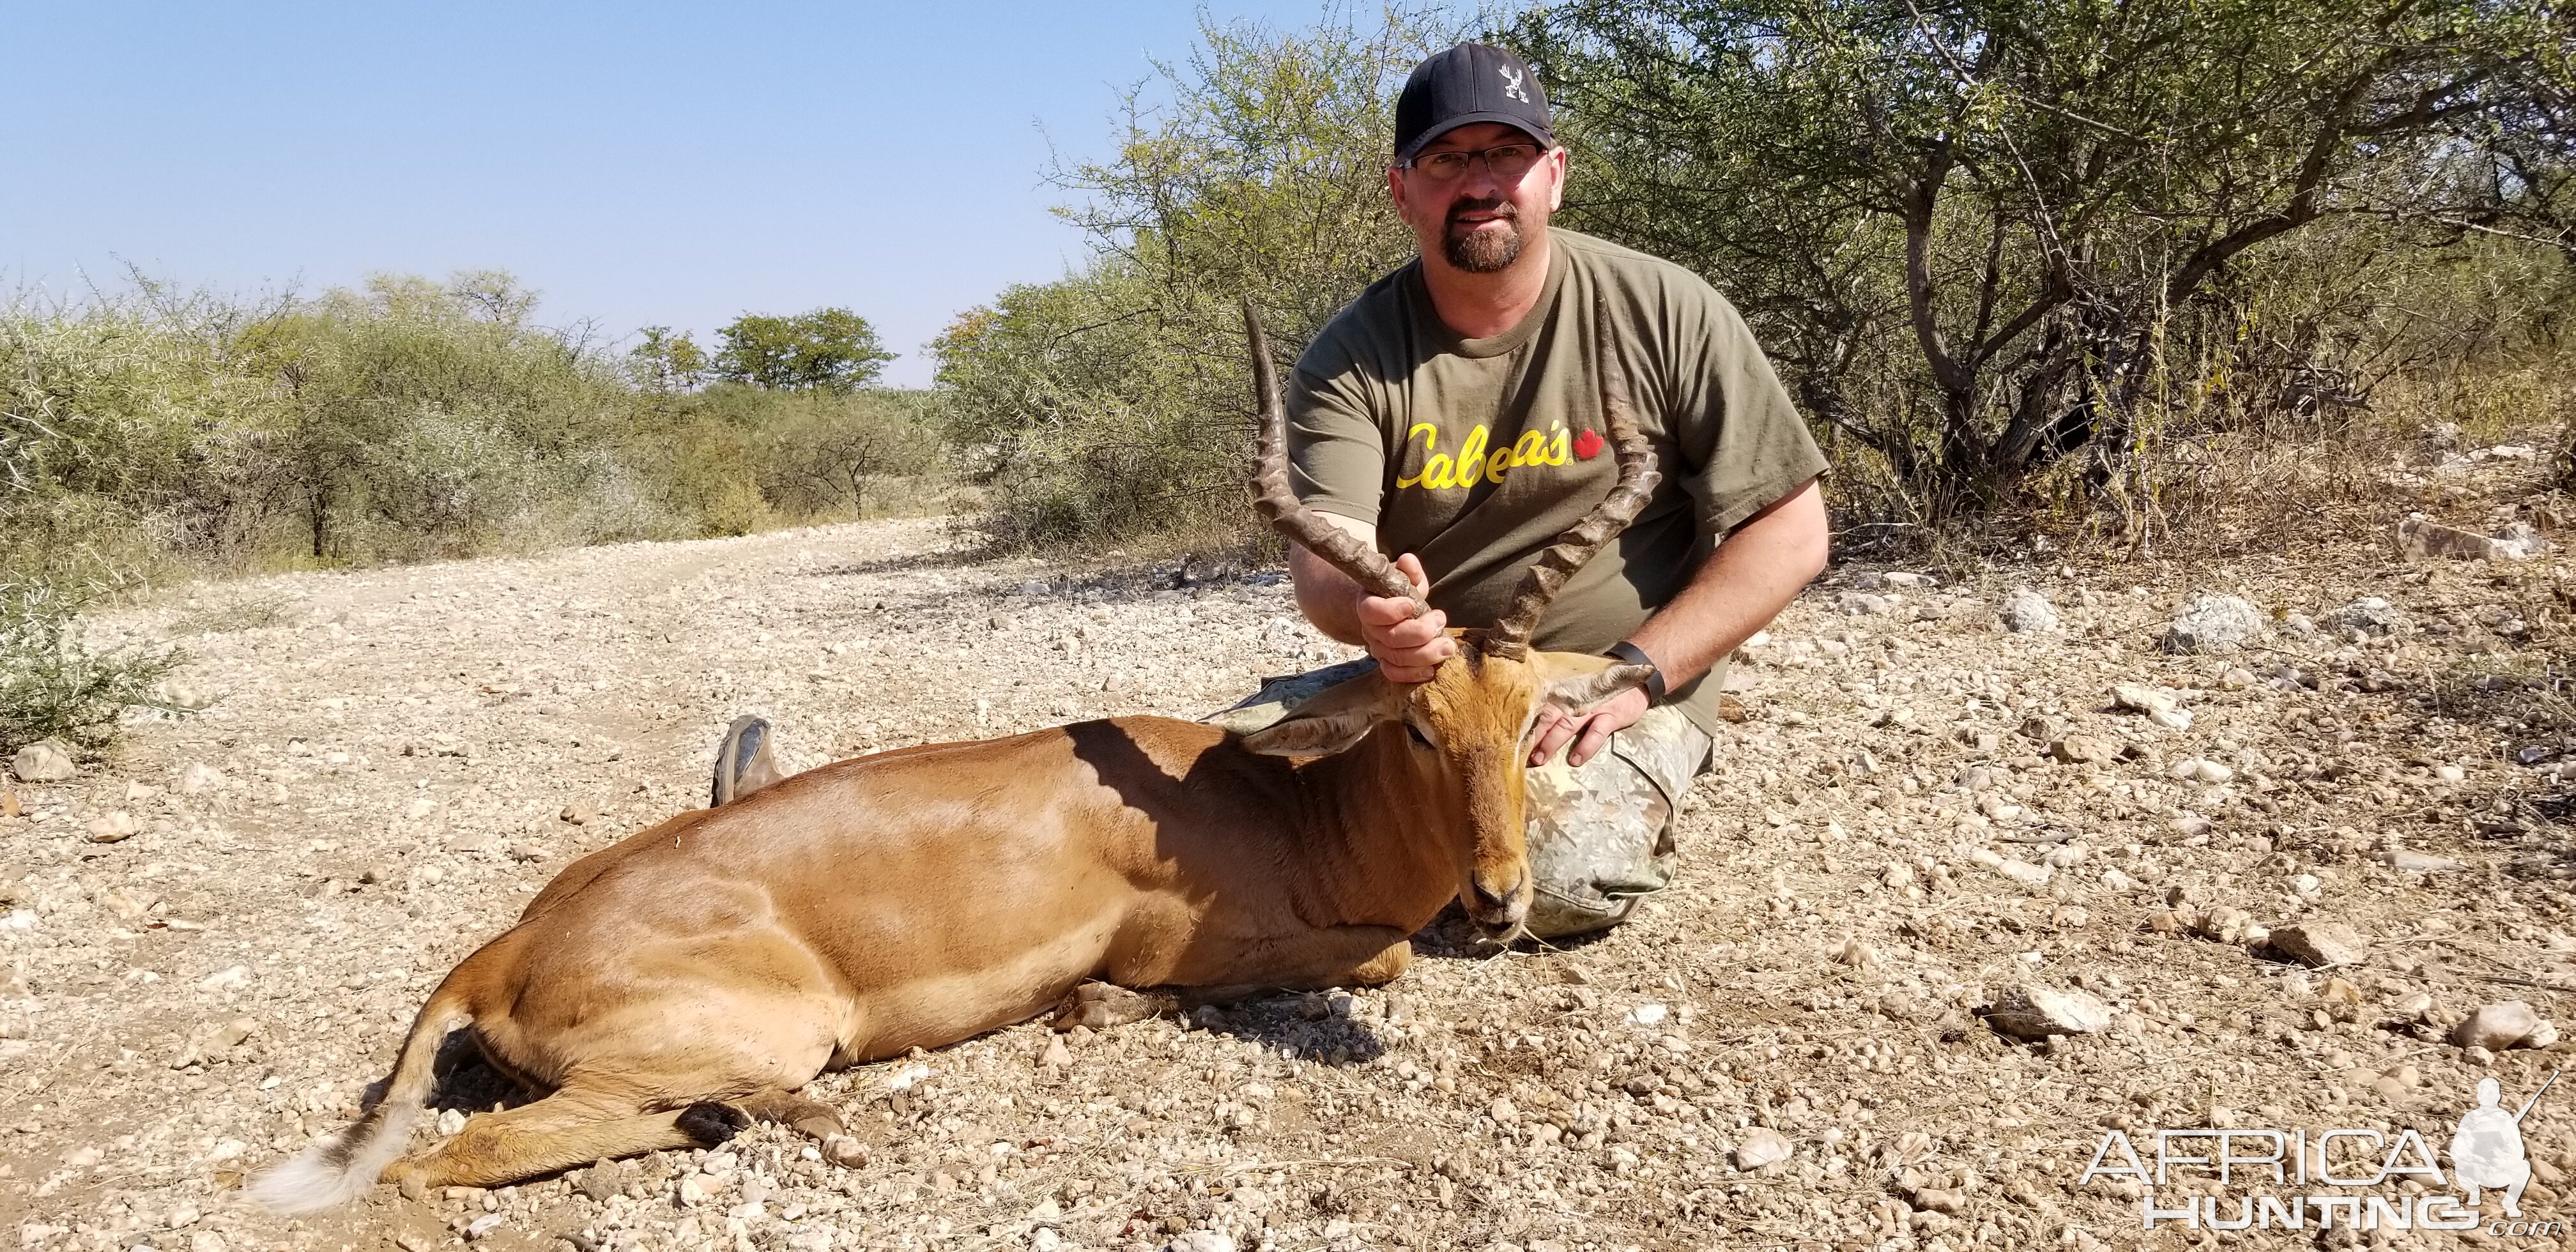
[248,303,1660,1210]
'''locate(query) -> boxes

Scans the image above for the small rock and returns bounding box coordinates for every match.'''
[1986,986,2113,1040]
[445,832,493,854]
[2112,683,2191,729]
[505,842,547,862]
[2170,759,2234,784]
[463,1212,504,1241]
[100,887,158,921]
[1041,1035,1071,1069]
[558,804,595,825]
[1998,589,2059,633]
[84,811,138,844]
[2384,849,2461,873]
[1163,1233,1236,1252]
[437,1108,468,1136]
[2434,765,2466,784]
[1968,848,2050,888]
[574,1159,628,1203]
[10,741,75,782]
[1835,936,1878,968]
[2327,597,2405,637]
[2398,514,2533,561]
[1912,1187,1968,1215]
[1732,1126,1793,1170]
[175,762,224,794]
[2453,1001,2556,1051]
[2163,595,2264,654]
[1839,592,1897,617]
[2192,906,2266,947]
[821,1134,866,1167]
[1490,1097,1520,1124]
[2270,922,2368,968]
[2050,736,2116,765]
[196,965,250,992]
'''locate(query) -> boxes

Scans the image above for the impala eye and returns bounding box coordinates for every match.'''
[1406,722,1434,749]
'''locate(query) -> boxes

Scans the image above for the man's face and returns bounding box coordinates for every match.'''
[1389,122,1568,276]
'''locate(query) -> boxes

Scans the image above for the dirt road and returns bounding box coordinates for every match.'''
[4,515,2572,1251]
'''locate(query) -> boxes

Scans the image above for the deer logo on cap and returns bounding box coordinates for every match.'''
[1500,65,1530,103]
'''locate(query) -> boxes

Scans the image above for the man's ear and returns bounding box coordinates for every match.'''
[1239,669,1402,758]
[1534,652,1652,717]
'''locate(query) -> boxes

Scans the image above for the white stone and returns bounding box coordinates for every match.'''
[1998,589,2059,633]
[10,741,74,782]
[2453,1001,2553,1051]
[1732,1126,1794,1170]
[1986,986,2113,1039]
[2163,595,2264,653]
[196,965,250,992]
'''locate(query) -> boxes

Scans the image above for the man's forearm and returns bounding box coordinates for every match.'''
[1290,546,1369,646]
[1626,477,1827,689]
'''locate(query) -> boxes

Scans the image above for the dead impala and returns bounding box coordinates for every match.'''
[250,304,1660,1211]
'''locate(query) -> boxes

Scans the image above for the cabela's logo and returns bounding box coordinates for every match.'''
[1397,419,1599,491]
[2077,1071,2561,1237]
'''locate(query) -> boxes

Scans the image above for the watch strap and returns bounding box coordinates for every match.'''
[1604,641,1667,703]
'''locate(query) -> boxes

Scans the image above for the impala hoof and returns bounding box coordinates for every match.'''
[675,1102,751,1145]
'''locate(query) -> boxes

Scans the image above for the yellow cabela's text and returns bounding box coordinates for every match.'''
[1397,419,1572,490]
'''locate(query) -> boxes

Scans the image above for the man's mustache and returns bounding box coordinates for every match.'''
[1446,197,1519,228]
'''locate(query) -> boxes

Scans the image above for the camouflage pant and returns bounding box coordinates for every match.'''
[1203,659,1712,939]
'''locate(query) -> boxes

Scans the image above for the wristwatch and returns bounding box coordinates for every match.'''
[1604,641,1667,703]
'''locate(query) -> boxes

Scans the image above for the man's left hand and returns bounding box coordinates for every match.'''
[1528,685,1651,769]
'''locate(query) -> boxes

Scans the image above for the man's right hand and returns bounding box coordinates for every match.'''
[1357,553,1455,683]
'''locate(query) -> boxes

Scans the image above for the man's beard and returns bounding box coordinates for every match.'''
[1442,198,1526,273]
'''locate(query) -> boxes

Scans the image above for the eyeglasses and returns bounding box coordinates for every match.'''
[1397,143,1545,183]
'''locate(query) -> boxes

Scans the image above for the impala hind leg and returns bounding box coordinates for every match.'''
[383,1087,740,1196]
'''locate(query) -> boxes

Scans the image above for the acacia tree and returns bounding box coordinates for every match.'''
[935,9,1450,546]
[714,309,895,392]
[1512,0,2575,512]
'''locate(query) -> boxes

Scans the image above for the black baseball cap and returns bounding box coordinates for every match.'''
[1393,42,1554,163]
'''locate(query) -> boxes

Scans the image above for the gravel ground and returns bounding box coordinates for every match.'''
[5,488,2575,1252]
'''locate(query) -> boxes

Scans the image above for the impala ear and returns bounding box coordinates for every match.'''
[1538,658,1653,717]
[1239,669,1400,758]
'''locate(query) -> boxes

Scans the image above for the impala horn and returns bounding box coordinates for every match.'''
[1482,304,1660,660]
[1246,301,1432,620]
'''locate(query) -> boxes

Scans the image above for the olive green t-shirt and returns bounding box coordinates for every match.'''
[1287,229,1828,735]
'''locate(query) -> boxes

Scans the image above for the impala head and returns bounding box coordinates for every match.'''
[1238,300,1660,940]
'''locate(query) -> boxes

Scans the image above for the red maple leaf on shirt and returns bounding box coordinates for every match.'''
[1572,428,1606,460]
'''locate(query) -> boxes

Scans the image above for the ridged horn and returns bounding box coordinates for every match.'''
[1483,304,1661,659]
[1246,300,1430,619]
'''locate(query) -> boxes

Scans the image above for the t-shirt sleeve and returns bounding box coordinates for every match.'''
[1285,350,1387,528]
[1667,287,1830,535]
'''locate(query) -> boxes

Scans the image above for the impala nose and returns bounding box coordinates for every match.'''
[1468,869,1529,934]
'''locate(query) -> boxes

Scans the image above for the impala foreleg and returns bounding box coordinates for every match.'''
[1174,928,1414,1005]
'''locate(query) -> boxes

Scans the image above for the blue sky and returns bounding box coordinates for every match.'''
[3,1,1374,386]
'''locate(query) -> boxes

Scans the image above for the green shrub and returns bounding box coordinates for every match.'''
[933,10,1449,551]
[0,581,185,753]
